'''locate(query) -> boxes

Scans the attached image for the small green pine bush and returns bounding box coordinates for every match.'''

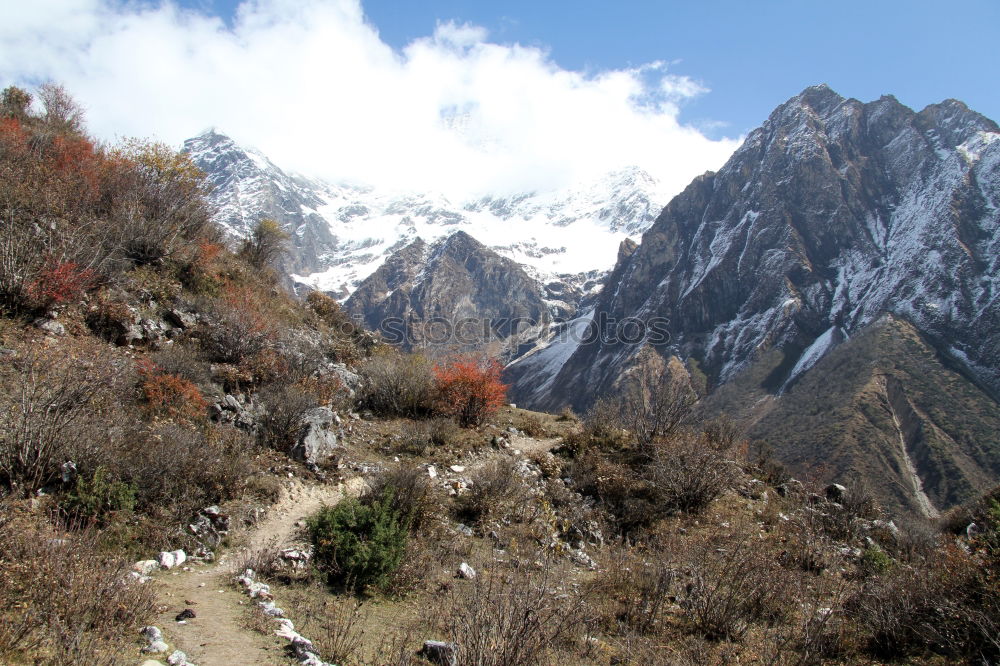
[860,546,893,575]
[63,466,137,525]
[307,489,409,591]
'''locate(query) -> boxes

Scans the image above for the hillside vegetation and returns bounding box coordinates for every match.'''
[1,84,999,666]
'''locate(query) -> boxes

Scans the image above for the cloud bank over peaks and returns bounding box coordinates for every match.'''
[0,0,741,199]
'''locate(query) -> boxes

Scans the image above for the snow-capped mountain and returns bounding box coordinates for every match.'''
[183,130,669,301]
[506,85,1000,515]
[510,84,1000,409]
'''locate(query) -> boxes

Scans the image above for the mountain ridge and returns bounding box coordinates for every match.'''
[183,131,670,301]
[505,84,1000,514]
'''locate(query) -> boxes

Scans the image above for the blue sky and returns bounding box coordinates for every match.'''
[181,0,1000,136]
[3,0,997,198]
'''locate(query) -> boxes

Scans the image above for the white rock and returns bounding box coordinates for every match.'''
[427,465,438,479]
[166,650,190,666]
[157,551,176,569]
[140,626,163,642]
[260,600,285,617]
[274,624,300,641]
[171,549,187,566]
[134,560,159,575]
[458,562,477,579]
[449,465,466,473]
[142,640,169,654]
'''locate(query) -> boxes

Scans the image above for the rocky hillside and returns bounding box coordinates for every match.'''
[508,85,1000,514]
[184,130,666,301]
[344,231,552,355]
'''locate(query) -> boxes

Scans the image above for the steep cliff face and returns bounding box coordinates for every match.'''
[510,85,1000,412]
[182,130,337,279]
[344,231,551,354]
[505,85,1000,513]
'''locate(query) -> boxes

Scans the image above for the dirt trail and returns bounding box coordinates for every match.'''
[148,477,366,665]
[238,477,368,563]
[507,434,562,457]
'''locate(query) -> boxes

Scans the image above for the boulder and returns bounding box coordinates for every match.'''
[420,640,459,666]
[33,318,66,336]
[157,551,176,569]
[290,407,342,465]
[328,363,361,394]
[142,640,169,654]
[457,562,476,579]
[776,479,804,497]
[166,650,194,666]
[824,483,847,502]
[190,506,231,545]
[165,651,184,665]
[140,626,164,642]
[166,309,197,330]
[260,600,285,617]
[134,560,159,575]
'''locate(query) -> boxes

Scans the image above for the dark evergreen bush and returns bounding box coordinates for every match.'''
[307,489,409,591]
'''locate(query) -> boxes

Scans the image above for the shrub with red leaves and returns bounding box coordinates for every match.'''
[433,357,508,427]
[136,359,207,423]
[27,258,97,307]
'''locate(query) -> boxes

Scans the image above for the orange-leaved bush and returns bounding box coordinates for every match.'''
[137,359,207,422]
[27,257,98,307]
[433,356,508,427]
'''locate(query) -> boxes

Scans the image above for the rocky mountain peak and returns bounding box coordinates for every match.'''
[505,85,1000,515]
[616,238,638,265]
[345,231,551,353]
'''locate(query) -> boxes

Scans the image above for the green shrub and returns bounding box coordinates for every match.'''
[308,490,410,592]
[860,546,893,575]
[62,466,136,525]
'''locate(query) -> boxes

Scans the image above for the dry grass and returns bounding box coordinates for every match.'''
[454,458,533,527]
[283,585,370,665]
[0,508,157,665]
[432,559,597,666]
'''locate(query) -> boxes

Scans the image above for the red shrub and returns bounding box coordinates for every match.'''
[0,117,28,151]
[194,240,224,269]
[27,257,97,306]
[433,356,508,427]
[137,359,207,423]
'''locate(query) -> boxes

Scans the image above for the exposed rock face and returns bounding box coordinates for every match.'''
[182,130,337,280]
[705,316,1000,515]
[290,407,342,465]
[511,85,1000,411]
[345,231,551,354]
[507,85,1000,514]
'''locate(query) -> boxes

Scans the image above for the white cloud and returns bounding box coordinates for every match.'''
[0,0,740,199]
